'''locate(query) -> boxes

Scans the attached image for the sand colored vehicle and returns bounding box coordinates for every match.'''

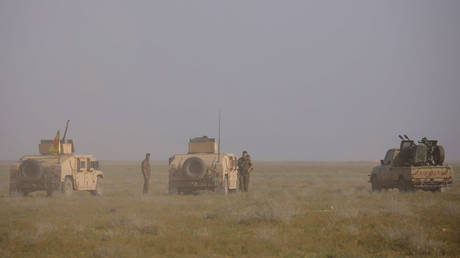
[168,136,238,194]
[9,121,103,196]
[370,135,453,192]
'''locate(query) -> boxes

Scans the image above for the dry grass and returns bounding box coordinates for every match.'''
[0,161,459,257]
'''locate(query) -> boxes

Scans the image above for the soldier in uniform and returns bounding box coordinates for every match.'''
[238,151,253,192]
[141,153,151,194]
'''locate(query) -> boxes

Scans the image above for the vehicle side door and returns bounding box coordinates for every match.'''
[226,156,238,189]
[75,157,88,189]
[86,158,98,189]
[380,150,396,186]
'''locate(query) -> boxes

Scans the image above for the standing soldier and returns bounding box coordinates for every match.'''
[238,151,254,192]
[141,153,151,194]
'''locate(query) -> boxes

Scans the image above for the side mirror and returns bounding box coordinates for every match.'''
[380,160,384,165]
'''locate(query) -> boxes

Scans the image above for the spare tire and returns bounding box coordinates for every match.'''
[183,157,206,178]
[434,145,445,165]
[19,159,43,179]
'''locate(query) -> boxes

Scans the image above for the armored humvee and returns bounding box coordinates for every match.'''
[370,135,453,192]
[168,136,238,194]
[9,123,103,196]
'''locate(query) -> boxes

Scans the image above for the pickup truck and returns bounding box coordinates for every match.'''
[370,148,453,192]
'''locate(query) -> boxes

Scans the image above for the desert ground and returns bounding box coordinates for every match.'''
[0,161,459,257]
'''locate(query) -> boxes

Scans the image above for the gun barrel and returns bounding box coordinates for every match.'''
[62,120,70,142]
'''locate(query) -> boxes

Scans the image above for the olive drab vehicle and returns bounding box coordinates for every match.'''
[168,136,238,194]
[9,121,104,197]
[370,135,453,192]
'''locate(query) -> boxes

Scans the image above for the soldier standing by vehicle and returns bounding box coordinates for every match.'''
[238,151,253,192]
[141,153,151,194]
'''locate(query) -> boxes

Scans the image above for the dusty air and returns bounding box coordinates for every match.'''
[1,1,459,257]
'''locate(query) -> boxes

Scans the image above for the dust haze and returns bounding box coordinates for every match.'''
[1,2,460,257]
[1,0,459,161]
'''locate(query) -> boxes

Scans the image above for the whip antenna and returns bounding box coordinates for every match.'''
[217,109,221,163]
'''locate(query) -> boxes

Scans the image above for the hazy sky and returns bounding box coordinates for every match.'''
[1,0,459,161]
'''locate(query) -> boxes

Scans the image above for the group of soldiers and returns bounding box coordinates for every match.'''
[141,151,254,194]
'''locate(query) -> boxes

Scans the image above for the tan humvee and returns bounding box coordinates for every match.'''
[9,139,103,196]
[168,136,238,194]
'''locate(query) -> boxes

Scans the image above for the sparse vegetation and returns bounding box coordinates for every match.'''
[1,161,459,257]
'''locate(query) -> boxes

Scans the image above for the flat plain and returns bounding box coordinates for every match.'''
[0,161,459,257]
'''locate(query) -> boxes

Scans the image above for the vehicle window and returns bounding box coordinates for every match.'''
[80,160,86,170]
[384,151,393,165]
[77,158,81,171]
[87,158,91,171]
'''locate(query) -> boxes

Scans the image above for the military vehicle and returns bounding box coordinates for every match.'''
[370,135,453,192]
[168,136,239,194]
[9,121,103,196]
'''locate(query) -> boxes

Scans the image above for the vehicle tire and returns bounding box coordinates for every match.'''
[46,189,54,197]
[91,176,103,196]
[434,145,445,165]
[19,159,43,179]
[398,177,413,192]
[168,180,178,194]
[62,177,74,196]
[440,185,447,192]
[9,180,17,196]
[216,176,228,195]
[9,181,24,197]
[371,175,381,192]
[183,157,206,178]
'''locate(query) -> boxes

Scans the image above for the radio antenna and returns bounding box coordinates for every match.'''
[217,109,221,163]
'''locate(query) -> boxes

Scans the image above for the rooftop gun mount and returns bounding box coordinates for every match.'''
[394,135,445,167]
[38,120,74,155]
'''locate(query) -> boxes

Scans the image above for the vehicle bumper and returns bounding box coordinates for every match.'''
[169,178,216,190]
[412,179,452,189]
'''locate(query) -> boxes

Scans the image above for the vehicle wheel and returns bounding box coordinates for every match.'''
[62,177,74,196]
[371,175,381,192]
[46,189,54,197]
[434,145,445,165]
[9,181,17,196]
[216,176,228,195]
[432,184,447,193]
[9,183,25,197]
[183,157,206,178]
[168,180,178,194]
[91,176,103,196]
[398,177,413,192]
[440,184,447,192]
[19,159,43,179]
